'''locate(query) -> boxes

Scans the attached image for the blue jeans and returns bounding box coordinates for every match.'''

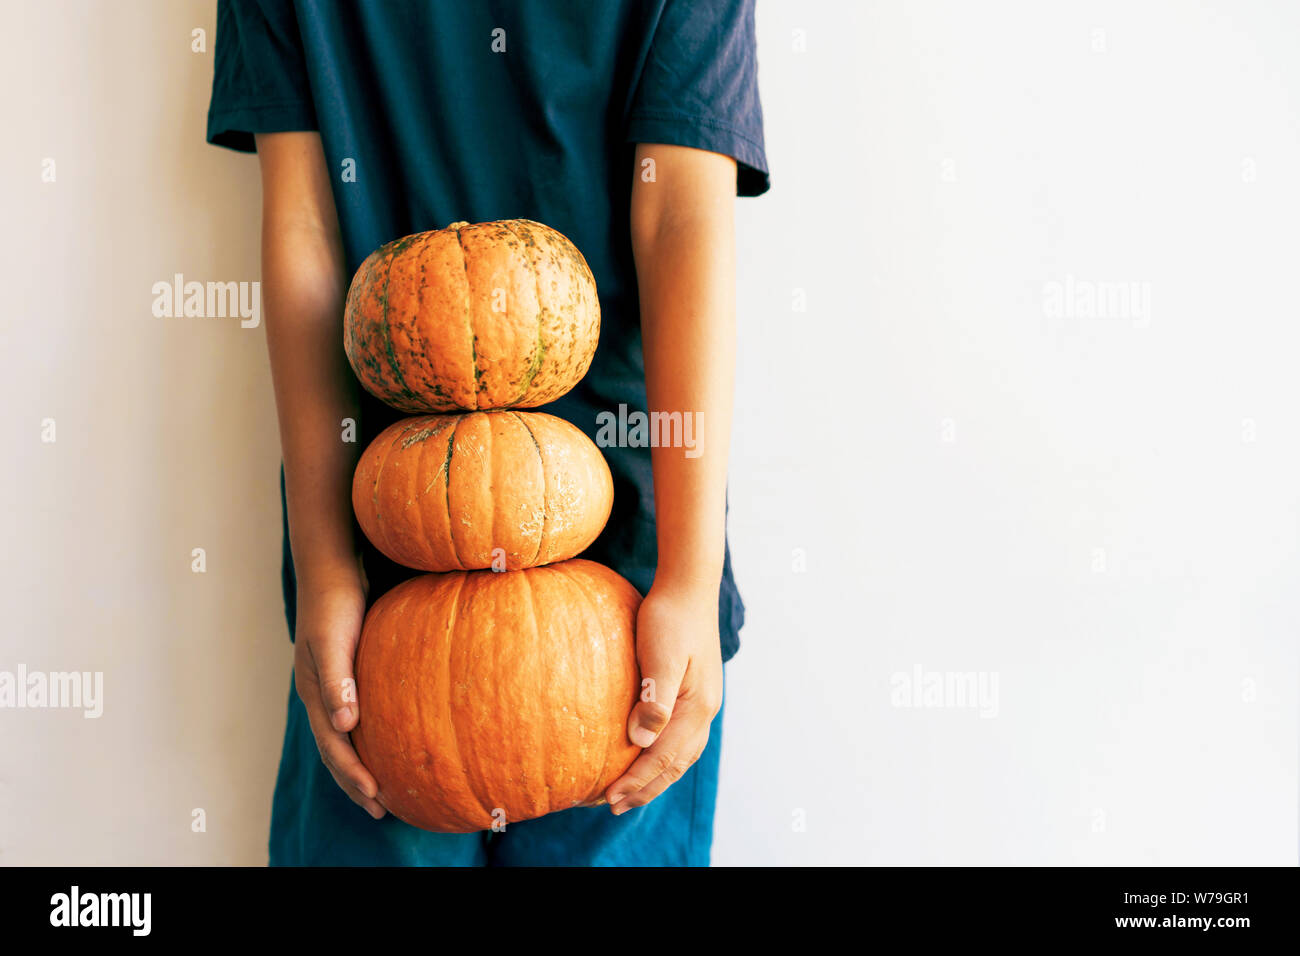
[268,672,725,866]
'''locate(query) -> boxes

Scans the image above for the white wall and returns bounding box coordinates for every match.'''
[1,0,289,864]
[721,0,1298,864]
[1,0,1295,865]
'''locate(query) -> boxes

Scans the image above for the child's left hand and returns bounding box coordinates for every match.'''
[603,581,724,813]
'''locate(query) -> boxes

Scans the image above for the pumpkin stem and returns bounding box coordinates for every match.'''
[447,221,469,230]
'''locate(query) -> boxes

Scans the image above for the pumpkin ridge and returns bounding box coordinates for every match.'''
[518,567,551,817]
[369,424,410,564]
[405,574,457,832]
[504,220,548,405]
[556,562,619,807]
[376,242,422,408]
[509,411,547,569]
[416,418,455,492]
[404,230,441,406]
[537,565,574,808]
[406,584,435,820]
[369,426,397,561]
[442,572,490,828]
[413,416,460,567]
[452,224,482,408]
[407,418,437,569]
[366,422,390,516]
[467,572,512,827]
[433,417,462,565]
[482,413,499,571]
[405,583,447,821]
[442,418,465,570]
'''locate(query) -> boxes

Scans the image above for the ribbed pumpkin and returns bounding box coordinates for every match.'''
[352,410,613,572]
[352,559,641,832]
[344,219,600,413]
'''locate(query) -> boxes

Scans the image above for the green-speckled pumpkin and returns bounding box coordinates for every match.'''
[344,219,600,413]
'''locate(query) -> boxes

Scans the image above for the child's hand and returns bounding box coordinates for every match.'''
[604,581,724,813]
[293,574,386,819]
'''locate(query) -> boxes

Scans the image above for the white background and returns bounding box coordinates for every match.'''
[1,0,1296,865]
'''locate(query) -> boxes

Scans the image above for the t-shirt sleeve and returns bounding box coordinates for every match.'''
[626,0,770,196]
[206,0,318,153]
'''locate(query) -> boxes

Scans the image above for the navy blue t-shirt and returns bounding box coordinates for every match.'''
[207,0,769,662]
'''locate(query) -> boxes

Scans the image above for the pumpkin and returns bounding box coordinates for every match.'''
[344,219,600,413]
[352,410,613,572]
[352,559,642,832]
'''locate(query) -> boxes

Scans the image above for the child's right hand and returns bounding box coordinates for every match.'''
[293,574,386,819]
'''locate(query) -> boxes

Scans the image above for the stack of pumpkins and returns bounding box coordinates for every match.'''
[342,219,641,833]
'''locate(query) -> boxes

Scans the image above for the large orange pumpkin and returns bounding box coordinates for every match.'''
[344,219,600,412]
[352,559,642,832]
[352,410,613,572]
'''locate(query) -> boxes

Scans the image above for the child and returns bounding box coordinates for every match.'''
[207,0,768,865]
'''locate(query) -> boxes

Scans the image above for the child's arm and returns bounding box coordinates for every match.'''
[606,143,737,812]
[256,131,384,819]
